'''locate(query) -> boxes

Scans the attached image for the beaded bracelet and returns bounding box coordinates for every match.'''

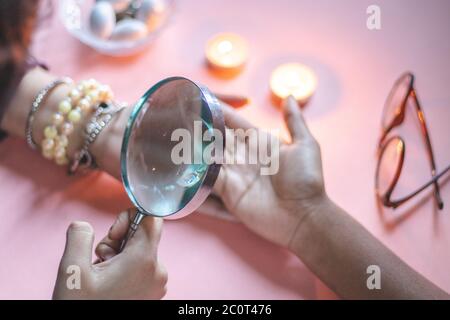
[41,79,114,165]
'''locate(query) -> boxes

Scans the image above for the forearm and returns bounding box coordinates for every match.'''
[0,67,126,179]
[290,196,449,299]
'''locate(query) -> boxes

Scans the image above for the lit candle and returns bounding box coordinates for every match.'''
[205,33,249,76]
[270,63,318,106]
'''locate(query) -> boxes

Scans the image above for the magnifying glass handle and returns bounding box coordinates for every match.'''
[119,210,146,252]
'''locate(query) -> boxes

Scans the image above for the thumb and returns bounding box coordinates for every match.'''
[61,221,95,269]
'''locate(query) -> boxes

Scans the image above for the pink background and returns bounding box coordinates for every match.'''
[1,0,449,299]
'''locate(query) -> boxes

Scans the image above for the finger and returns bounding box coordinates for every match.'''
[95,242,116,262]
[61,221,94,268]
[138,216,163,253]
[221,102,255,130]
[95,210,131,261]
[215,93,250,108]
[282,95,312,142]
[111,215,162,270]
[109,210,131,241]
[212,163,234,209]
[212,160,226,195]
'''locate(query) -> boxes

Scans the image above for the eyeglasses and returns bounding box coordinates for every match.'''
[375,72,450,209]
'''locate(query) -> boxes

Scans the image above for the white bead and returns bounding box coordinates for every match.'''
[61,122,74,135]
[98,84,113,101]
[55,155,69,166]
[52,113,65,126]
[42,148,54,160]
[68,109,82,123]
[55,135,69,148]
[76,84,84,92]
[42,138,55,151]
[54,146,66,159]
[69,88,82,103]
[78,80,88,93]
[44,126,58,139]
[58,99,72,114]
[78,98,91,113]
[87,90,100,103]
[86,78,99,89]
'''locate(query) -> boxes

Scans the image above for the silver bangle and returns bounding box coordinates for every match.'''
[25,77,73,150]
[69,102,126,175]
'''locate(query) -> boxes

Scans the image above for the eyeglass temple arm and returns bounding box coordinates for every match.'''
[412,91,443,209]
[392,164,450,209]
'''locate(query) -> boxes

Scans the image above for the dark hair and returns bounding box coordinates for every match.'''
[0,0,39,135]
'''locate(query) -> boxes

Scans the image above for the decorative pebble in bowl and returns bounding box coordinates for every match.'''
[60,0,175,56]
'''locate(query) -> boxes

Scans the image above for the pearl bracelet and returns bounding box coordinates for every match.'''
[41,79,114,165]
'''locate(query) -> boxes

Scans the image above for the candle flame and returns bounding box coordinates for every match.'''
[270,63,318,103]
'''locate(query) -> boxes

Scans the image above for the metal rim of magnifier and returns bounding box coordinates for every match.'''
[120,76,225,220]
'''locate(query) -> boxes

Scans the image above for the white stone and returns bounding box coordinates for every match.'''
[135,0,167,31]
[102,0,131,13]
[110,19,148,41]
[89,1,116,39]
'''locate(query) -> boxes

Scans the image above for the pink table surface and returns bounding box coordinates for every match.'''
[1,0,449,299]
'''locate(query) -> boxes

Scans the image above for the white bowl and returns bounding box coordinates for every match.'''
[59,0,175,56]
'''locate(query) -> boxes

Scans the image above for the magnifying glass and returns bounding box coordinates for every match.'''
[119,77,225,251]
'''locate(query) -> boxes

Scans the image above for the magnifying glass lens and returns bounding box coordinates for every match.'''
[123,78,216,217]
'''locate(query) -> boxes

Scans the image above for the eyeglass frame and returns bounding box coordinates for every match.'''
[375,72,450,209]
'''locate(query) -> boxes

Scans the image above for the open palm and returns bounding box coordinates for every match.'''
[211,97,326,247]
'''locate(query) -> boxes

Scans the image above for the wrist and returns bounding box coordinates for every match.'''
[90,104,132,180]
[2,67,59,137]
[288,193,337,255]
